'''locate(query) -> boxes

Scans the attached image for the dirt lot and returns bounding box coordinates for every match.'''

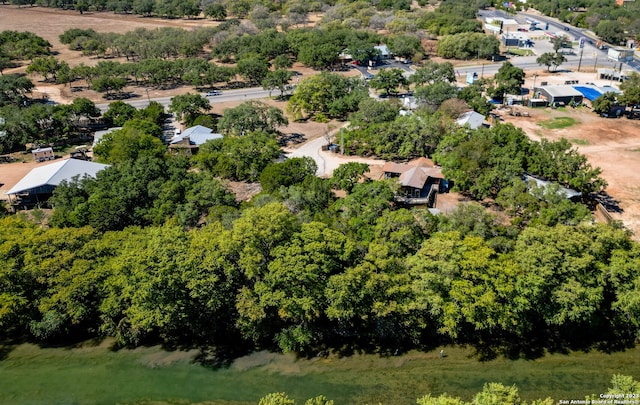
[1,6,640,237]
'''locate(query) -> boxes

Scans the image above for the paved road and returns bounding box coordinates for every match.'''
[96,87,273,113]
[477,9,639,73]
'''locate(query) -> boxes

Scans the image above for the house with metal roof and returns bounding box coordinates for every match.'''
[456,111,489,130]
[523,174,581,200]
[6,158,109,208]
[92,127,122,148]
[169,125,223,154]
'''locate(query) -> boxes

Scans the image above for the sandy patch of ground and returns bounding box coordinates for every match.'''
[0,159,43,200]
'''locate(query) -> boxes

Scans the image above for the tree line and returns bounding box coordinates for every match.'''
[2,191,639,356]
[257,375,640,405]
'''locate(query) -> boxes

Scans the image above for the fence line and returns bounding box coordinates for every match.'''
[596,203,613,224]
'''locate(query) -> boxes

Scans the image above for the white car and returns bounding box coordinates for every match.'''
[205,90,222,96]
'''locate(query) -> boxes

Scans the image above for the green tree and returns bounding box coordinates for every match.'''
[196,131,281,181]
[550,35,572,53]
[619,72,640,107]
[238,222,356,351]
[387,34,422,59]
[595,20,626,45]
[297,42,341,70]
[331,162,370,193]
[91,75,128,97]
[473,383,520,405]
[259,393,295,405]
[273,54,293,70]
[592,92,617,115]
[259,157,317,193]
[606,375,640,395]
[26,56,59,82]
[93,118,165,164]
[348,97,400,125]
[410,61,456,86]
[262,69,293,98]
[218,100,288,135]
[489,61,525,100]
[434,123,529,199]
[415,82,459,110]
[287,72,367,120]
[203,3,227,20]
[236,56,270,86]
[369,68,408,96]
[168,92,211,126]
[0,74,34,106]
[416,393,466,405]
[103,100,137,127]
[536,52,566,72]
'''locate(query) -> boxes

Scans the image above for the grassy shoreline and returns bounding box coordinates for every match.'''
[1,341,639,404]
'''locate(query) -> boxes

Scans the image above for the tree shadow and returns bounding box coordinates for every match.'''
[593,191,623,214]
[0,340,17,361]
[278,132,306,146]
[192,345,251,370]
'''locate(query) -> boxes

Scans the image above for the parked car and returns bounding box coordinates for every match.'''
[205,90,222,96]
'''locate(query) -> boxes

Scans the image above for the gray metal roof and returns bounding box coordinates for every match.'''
[539,85,584,98]
[6,158,109,195]
[456,111,486,129]
[93,127,122,148]
[170,125,222,146]
[523,174,581,199]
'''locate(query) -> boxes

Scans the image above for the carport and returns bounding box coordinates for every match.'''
[536,85,584,105]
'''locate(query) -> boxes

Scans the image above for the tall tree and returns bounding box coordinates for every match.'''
[218,100,288,135]
[619,72,640,107]
[168,92,211,125]
[262,69,293,98]
[369,68,408,96]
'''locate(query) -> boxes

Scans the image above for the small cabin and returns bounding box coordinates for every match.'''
[32,147,54,163]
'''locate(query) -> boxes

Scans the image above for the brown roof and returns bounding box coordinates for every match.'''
[408,157,435,167]
[382,160,444,189]
[401,166,443,188]
[382,161,411,175]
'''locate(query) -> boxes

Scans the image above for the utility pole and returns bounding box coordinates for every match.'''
[577,37,585,72]
[577,47,584,72]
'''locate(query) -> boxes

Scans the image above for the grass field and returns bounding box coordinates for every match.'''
[1,341,639,404]
[538,116,579,129]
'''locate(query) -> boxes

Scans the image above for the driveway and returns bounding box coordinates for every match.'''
[284,125,386,177]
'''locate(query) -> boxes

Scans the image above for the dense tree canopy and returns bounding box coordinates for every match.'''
[195,131,281,181]
[218,101,288,135]
[287,72,368,120]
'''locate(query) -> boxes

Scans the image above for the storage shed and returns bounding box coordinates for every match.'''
[32,147,54,163]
